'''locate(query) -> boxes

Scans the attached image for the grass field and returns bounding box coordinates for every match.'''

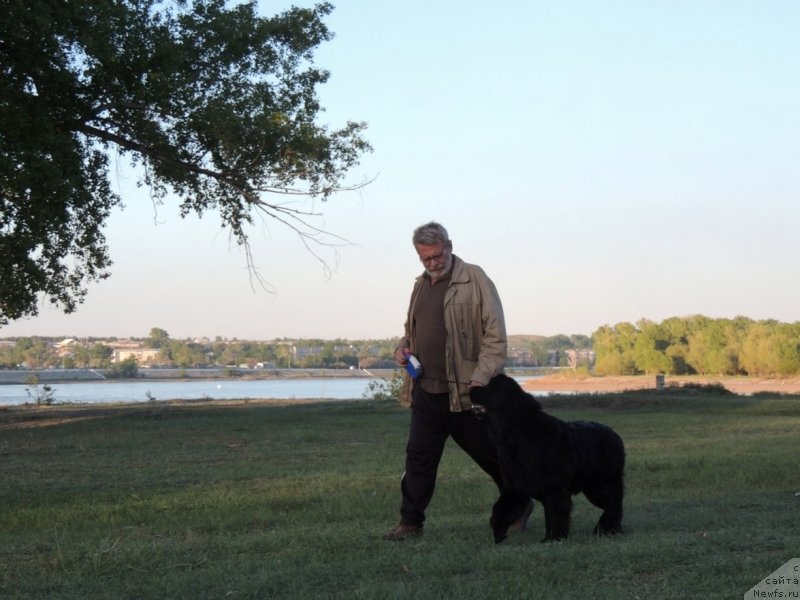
[1,389,798,599]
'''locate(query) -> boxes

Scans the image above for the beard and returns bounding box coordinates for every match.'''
[426,254,453,280]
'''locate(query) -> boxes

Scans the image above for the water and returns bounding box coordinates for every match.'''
[0,375,547,406]
[0,378,376,406]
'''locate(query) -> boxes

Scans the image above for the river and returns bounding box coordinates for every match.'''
[0,378,379,406]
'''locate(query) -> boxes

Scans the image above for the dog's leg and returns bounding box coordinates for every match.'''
[542,491,571,541]
[585,475,624,535]
[490,490,521,544]
[595,508,623,535]
[600,474,624,535]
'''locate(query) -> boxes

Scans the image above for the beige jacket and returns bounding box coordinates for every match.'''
[398,255,507,411]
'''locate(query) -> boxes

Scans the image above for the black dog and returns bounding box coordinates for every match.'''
[470,374,625,543]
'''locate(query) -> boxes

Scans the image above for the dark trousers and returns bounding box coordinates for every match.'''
[399,386,529,527]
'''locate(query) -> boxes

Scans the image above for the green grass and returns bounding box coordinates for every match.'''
[1,391,798,599]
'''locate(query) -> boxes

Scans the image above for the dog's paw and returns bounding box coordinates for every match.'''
[490,518,509,544]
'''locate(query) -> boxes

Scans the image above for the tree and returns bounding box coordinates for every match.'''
[592,323,639,375]
[146,327,170,349]
[685,317,743,376]
[632,319,671,375]
[168,340,207,368]
[275,343,294,368]
[25,374,55,405]
[14,336,54,368]
[89,343,113,368]
[1,0,371,326]
[107,357,139,378]
[660,316,692,374]
[739,320,800,377]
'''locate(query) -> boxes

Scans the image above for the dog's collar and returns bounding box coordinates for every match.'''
[470,404,488,416]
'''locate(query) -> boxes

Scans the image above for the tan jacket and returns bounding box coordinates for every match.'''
[398,255,507,411]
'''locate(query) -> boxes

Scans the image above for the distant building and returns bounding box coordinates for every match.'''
[110,339,143,349]
[507,348,538,367]
[55,339,79,359]
[113,349,161,364]
[293,345,322,358]
[575,348,596,366]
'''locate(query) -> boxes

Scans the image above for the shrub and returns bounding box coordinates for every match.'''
[105,357,139,379]
[362,372,403,401]
[24,375,55,405]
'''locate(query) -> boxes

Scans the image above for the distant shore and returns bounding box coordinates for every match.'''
[522,374,800,395]
[0,367,399,385]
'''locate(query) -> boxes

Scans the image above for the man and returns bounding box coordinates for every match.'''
[384,221,533,541]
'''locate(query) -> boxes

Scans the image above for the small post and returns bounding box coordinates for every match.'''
[655,374,665,391]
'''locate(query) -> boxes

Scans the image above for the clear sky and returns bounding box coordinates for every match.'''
[3,1,800,341]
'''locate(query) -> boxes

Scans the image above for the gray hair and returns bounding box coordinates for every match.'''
[412,222,450,246]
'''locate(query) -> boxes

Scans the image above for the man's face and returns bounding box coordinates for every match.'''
[415,242,453,280]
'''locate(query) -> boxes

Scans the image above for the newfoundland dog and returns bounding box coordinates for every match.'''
[470,374,625,543]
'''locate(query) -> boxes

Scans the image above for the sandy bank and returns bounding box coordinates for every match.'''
[523,375,800,395]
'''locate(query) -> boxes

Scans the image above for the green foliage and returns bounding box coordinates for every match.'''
[1,0,370,325]
[0,394,797,598]
[362,372,404,401]
[2,336,57,368]
[24,374,55,405]
[593,323,639,375]
[673,381,732,395]
[105,357,139,379]
[0,332,404,371]
[146,327,170,349]
[593,315,800,377]
[7,316,800,376]
[632,319,672,374]
[547,334,591,351]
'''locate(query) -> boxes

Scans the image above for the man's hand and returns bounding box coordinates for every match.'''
[394,347,410,367]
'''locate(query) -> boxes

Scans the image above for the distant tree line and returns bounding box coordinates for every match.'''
[508,334,593,369]
[17,318,798,376]
[0,336,114,369]
[0,328,590,371]
[593,316,800,376]
[0,329,399,370]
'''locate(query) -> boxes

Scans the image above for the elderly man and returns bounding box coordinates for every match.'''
[384,221,532,541]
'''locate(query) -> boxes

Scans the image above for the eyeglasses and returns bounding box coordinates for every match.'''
[419,250,449,264]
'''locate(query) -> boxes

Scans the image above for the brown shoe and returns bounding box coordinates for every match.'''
[383,522,423,541]
[508,499,534,534]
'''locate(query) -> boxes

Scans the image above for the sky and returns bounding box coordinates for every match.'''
[4,0,800,341]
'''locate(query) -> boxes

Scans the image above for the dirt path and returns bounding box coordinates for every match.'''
[523,375,800,395]
[0,397,324,430]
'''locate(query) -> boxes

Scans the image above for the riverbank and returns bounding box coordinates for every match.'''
[522,374,800,395]
[0,396,339,431]
[6,368,800,395]
[5,372,800,431]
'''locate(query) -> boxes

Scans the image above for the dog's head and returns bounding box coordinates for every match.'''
[470,373,542,415]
